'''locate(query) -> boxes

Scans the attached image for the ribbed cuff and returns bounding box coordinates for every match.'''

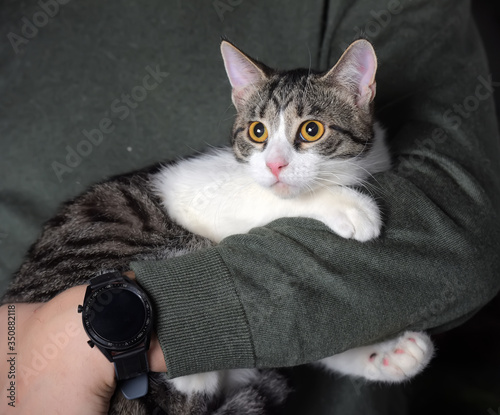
[130,249,255,378]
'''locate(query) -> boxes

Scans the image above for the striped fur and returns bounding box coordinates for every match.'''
[1,40,392,414]
[2,167,213,303]
[1,165,291,415]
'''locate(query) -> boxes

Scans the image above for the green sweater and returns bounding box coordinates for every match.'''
[1,0,499,413]
[129,0,500,381]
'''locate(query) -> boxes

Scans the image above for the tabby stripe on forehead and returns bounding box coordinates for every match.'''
[308,104,322,117]
[296,101,304,118]
[258,102,267,119]
[271,96,281,110]
[329,125,367,145]
[280,96,294,111]
[266,78,280,101]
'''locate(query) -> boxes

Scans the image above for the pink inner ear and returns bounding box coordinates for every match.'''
[221,43,263,90]
[322,40,377,107]
[346,43,376,102]
[339,41,376,106]
[357,51,376,95]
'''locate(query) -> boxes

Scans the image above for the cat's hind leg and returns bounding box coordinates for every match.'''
[169,371,222,395]
[168,368,260,396]
[318,331,434,382]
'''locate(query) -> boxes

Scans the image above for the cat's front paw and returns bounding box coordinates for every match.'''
[364,332,434,382]
[323,194,382,242]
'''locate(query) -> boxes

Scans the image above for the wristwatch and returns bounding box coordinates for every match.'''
[78,271,153,399]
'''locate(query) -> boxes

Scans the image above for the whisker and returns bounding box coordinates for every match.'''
[317,165,388,198]
[338,161,385,194]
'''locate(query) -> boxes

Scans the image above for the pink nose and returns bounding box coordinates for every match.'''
[266,160,288,179]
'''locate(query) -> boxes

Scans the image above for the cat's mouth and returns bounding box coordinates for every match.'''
[270,181,301,198]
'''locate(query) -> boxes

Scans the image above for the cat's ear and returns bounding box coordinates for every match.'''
[322,39,377,110]
[221,41,269,109]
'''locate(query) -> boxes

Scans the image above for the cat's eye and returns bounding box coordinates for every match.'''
[299,120,325,142]
[248,121,268,143]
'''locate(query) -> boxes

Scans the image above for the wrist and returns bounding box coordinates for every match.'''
[49,286,117,387]
[1,287,116,413]
[123,270,135,280]
[124,270,167,372]
[147,332,167,372]
[80,271,159,399]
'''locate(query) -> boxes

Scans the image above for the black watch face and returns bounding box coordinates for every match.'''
[83,283,152,349]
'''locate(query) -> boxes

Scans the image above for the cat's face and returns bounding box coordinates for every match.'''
[221,40,379,198]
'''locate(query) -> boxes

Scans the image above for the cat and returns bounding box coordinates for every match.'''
[1,39,434,414]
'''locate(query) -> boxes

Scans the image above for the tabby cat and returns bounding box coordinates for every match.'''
[2,39,433,414]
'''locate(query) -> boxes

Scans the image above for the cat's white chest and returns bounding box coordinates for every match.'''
[152,149,295,242]
[152,148,382,243]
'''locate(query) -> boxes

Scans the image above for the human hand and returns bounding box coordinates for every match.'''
[1,286,116,414]
[1,277,167,414]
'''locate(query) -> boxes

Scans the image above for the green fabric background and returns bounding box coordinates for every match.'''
[1,0,500,414]
[0,0,329,286]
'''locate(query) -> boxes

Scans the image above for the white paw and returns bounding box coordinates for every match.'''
[169,371,221,396]
[221,368,259,392]
[323,197,381,242]
[364,332,434,382]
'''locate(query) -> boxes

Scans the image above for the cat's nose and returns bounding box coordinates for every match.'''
[266,160,288,179]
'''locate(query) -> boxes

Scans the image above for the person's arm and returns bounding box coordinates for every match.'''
[0,285,167,412]
[131,0,500,379]
[0,287,115,413]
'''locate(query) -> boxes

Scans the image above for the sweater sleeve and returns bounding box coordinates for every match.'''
[132,0,500,379]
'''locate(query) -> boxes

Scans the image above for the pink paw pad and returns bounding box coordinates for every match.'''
[394,349,405,354]
[382,358,389,366]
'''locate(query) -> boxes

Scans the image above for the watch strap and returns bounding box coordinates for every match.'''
[119,374,149,400]
[89,271,124,289]
[114,349,149,399]
[113,348,149,380]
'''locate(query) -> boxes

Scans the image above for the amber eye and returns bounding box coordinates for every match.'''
[299,120,325,142]
[248,121,268,143]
